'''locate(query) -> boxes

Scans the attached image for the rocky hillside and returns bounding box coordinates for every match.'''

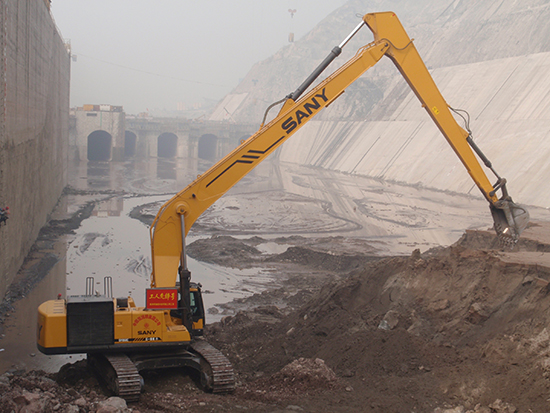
[210,0,550,124]
[209,0,550,209]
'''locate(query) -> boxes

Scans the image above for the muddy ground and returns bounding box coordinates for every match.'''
[3,217,550,412]
[2,158,550,412]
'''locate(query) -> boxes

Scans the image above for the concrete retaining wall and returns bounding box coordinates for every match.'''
[0,1,70,298]
[279,51,550,209]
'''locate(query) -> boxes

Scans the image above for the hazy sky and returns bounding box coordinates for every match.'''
[51,0,347,115]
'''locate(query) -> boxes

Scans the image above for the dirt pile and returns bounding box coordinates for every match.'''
[186,234,381,272]
[187,235,263,268]
[205,222,550,412]
[2,223,550,412]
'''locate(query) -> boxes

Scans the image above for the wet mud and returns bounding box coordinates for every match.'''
[1,157,550,412]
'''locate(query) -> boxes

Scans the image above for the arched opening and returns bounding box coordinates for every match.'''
[87,130,112,161]
[198,134,218,162]
[124,131,137,158]
[157,133,178,158]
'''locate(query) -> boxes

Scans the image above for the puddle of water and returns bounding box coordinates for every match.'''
[256,242,291,255]
[65,196,160,302]
[65,195,274,317]
[189,259,275,322]
[0,243,82,374]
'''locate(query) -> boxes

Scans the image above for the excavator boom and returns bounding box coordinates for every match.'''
[150,11,528,289]
[363,12,529,245]
[150,36,390,287]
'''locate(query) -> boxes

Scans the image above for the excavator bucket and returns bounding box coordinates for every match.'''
[490,201,530,246]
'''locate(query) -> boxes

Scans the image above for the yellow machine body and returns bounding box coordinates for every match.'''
[37,291,204,355]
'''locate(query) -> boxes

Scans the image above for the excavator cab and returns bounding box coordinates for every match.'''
[189,285,205,328]
[171,281,205,336]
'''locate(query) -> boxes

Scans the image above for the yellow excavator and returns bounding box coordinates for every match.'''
[37,12,529,401]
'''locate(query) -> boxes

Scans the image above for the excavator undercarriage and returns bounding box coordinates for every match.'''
[87,340,235,402]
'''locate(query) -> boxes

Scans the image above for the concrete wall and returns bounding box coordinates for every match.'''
[74,109,125,161]
[0,1,70,298]
[279,51,550,209]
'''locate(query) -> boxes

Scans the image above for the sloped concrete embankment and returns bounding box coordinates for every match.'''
[279,51,550,209]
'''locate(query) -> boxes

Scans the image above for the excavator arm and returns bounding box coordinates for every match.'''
[150,11,528,288]
[150,32,389,287]
[363,12,528,244]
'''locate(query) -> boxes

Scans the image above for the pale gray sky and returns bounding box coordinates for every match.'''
[51,0,347,115]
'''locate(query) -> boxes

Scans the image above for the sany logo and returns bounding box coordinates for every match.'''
[282,88,329,134]
[138,330,156,336]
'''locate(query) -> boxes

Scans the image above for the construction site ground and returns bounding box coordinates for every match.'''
[1,159,550,412]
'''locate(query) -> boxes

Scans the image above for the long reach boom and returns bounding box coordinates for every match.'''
[150,12,529,289]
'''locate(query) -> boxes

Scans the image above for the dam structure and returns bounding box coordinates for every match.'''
[70,105,255,163]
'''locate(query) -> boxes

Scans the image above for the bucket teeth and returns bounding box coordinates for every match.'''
[490,202,529,248]
[495,226,518,249]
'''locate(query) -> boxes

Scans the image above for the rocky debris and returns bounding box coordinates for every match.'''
[434,407,467,413]
[433,400,518,413]
[96,397,130,413]
[272,358,338,388]
[466,302,489,324]
[0,368,105,413]
[235,358,340,404]
[487,400,517,413]
[378,310,400,330]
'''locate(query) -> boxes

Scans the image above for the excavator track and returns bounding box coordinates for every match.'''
[87,341,233,402]
[88,353,142,402]
[191,340,235,393]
